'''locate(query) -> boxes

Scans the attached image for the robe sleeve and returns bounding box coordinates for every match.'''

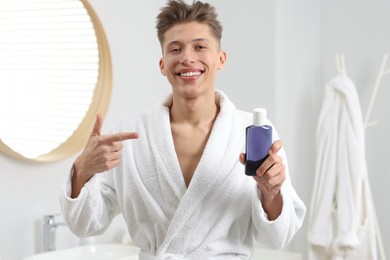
[251,147,306,248]
[59,167,120,237]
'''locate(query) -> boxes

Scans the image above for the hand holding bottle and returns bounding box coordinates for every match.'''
[239,140,285,220]
[240,108,285,220]
[240,140,285,194]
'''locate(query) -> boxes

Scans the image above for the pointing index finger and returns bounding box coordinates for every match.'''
[102,132,139,143]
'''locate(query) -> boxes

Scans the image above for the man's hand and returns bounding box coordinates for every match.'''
[71,114,138,198]
[240,140,285,220]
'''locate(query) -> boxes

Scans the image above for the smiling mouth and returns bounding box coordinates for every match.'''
[176,70,204,77]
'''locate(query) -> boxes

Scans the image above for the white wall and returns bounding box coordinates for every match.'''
[321,1,390,258]
[275,0,390,258]
[1,0,389,259]
[276,0,390,259]
[275,1,322,259]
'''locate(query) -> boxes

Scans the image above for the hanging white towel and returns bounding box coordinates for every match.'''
[60,90,306,259]
[308,75,378,259]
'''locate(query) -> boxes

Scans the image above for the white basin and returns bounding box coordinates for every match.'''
[23,244,140,260]
[253,248,301,260]
[23,244,301,260]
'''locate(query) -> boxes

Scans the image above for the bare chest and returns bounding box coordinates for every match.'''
[171,127,211,187]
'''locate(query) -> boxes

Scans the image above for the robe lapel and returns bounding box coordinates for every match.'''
[150,101,187,202]
[155,92,246,254]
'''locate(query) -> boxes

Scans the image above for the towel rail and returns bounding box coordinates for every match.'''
[334,53,389,128]
[364,53,389,128]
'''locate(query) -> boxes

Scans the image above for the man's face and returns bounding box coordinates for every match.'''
[159,21,226,99]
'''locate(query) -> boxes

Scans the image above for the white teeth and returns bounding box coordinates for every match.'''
[180,71,201,77]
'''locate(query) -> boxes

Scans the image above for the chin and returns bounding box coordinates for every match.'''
[175,86,210,99]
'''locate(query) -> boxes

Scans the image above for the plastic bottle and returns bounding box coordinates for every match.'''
[245,108,273,176]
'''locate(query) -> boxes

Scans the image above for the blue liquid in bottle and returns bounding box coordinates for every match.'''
[245,108,272,176]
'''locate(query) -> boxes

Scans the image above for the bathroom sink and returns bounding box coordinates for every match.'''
[253,247,301,260]
[23,244,301,260]
[23,244,139,260]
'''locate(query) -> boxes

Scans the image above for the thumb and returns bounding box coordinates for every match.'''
[239,153,246,165]
[91,113,103,136]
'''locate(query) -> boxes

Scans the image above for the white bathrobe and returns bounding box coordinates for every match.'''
[60,91,306,259]
[308,75,378,259]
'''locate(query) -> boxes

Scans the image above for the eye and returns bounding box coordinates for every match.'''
[195,45,207,50]
[169,47,181,53]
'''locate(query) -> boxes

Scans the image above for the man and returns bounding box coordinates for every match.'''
[60,1,306,259]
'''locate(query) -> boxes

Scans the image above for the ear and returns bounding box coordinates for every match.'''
[217,50,227,70]
[159,58,166,75]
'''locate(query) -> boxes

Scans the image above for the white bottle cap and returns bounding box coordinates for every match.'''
[253,108,267,126]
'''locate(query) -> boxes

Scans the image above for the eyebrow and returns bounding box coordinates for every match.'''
[166,38,209,47]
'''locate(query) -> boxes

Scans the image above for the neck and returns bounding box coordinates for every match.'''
[170,91,219,126]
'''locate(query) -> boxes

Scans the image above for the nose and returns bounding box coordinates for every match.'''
[179,48,196,65]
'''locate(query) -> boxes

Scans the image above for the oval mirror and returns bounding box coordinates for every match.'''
[0,0,112,162]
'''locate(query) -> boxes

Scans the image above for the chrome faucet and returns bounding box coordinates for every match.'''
[42,214,66,252]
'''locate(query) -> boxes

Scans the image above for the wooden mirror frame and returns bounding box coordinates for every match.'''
[0,0,112,162]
